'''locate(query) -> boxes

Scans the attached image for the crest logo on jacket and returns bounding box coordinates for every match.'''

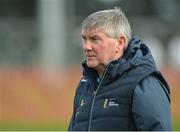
[103,98,119,108]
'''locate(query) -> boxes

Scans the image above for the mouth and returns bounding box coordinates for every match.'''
[86,55,95,59]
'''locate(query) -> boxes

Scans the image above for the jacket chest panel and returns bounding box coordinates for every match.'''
[74,92,130,129]
[93,97,129,117]
[74,95,92,123]
[74,76,134,130]
[90,95,130,130]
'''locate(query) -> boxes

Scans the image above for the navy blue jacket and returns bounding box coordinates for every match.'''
[68,37,172,131]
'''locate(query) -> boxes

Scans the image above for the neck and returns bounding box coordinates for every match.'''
[95,54,123,78]
[94,66,105,79]
[97,68,104,79]
[98,71,103,79]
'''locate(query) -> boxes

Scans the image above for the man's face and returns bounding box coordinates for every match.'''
[82,30,121,72]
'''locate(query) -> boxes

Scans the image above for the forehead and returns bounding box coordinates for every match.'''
[82,29,108,37]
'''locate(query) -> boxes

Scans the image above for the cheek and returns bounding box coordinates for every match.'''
[96,47,106,58]
[94,44,115,62]
[98,52,105,60]
[109,46,116,55]
[96,47,111,63]
[103,46,116,62]
[104,45,116,56]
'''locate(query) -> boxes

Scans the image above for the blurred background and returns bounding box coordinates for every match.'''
[0,0,180,130]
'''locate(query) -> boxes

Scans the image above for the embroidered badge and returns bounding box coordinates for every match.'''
[80,99,85,107]
[103,99,109,108]
[103,98,119,108]
[108,101,119,107]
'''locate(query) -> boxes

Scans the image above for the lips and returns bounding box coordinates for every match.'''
[86,55,95,59]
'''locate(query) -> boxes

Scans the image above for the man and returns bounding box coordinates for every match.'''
[68,8,172,131]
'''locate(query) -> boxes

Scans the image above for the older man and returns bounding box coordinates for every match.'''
[68,8,172,131]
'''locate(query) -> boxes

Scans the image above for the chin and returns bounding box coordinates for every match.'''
[86,62,97,68]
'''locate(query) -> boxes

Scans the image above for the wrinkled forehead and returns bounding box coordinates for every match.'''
[82,28,108,36]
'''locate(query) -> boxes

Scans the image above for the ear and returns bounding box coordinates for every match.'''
[115,35,127,53]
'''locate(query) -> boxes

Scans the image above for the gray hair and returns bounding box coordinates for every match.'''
[82,7,132,47]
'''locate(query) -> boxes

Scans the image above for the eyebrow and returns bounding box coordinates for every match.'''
[81,34,102,40]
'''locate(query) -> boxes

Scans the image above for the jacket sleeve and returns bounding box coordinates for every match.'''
[132,75,172,131]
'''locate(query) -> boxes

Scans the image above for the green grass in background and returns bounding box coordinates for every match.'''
[0,120,179,131]
[0,120,68,131]
[172,120,180,131]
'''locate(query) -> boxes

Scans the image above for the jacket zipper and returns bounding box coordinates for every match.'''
[88,64,111,131]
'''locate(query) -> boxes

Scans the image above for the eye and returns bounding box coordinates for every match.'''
[81,35,87,43]
[90,36,101,43]
[91,37,98,41]
[81,35,86,40]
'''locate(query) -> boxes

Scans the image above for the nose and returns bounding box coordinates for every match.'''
[83,40,92,51]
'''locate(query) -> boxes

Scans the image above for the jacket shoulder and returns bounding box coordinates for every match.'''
[138,75,170,102]
[132,75,172,130]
